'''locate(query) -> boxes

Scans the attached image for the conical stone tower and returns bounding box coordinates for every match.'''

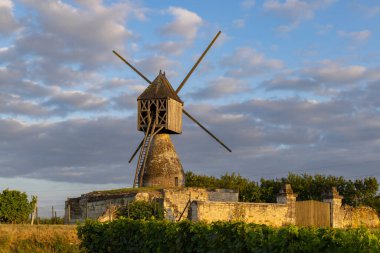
[142,134,185,187]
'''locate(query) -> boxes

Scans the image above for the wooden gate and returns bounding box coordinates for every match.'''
[295,200,330,227]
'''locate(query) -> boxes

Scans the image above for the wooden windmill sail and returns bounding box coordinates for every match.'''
[113,31,231,188]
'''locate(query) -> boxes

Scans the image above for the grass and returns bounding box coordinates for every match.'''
[90,186,211,195]
[90,186,162,195]
[0,224,80,253]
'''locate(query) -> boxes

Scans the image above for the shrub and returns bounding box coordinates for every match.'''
[117,200,164,220]
[38,217,65,225]
[78,219,380,253]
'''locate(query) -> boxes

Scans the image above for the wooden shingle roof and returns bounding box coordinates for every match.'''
[138,72,182,103]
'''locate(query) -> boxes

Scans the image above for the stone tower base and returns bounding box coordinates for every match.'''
[142,134,185,188]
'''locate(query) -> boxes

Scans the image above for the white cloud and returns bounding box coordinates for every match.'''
[0,0,12,8]
[264,0,313,21]
[354,3,380,18]
[18,0,143,68]
[0,117,136,183]
[316,24,333,35]
[262,60,379,95]
[44,89,108,113]
[263,0,336,32]
[0,0,20,34]
[338,30,372,43]
[0,94,52,116]
[162,7,202,42]
[112,92,138,110]
[0,0,148,119]
[303,61,367,84]
[148,41,185,56]
[188,77,251,100]
[262,75,319,92]
[241,0,256,9]
[135,55,178,78]
[233,19,245,28]
[221,47,283,77]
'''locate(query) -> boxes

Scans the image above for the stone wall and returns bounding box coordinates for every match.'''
[64,187,238,223]
[163,188,238,221]
[190,201,289,227]
[65,185,379,228]
[189,184,296,227]
[341,206,379,228]
[64,197,82,224]
[322,187,379,228]
[189,185,380,228]
[64,190,162,224]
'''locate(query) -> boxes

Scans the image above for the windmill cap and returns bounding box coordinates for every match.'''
[138,71,183,103]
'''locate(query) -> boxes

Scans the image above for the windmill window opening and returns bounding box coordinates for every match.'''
[150,103,156,113]
[175,177,179,186]
[149,103,157,122]
[159,111,166,124]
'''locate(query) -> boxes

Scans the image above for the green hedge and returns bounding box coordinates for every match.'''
[78,219,380,253]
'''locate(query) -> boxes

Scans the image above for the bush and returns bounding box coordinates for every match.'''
[78,219,380,253]
[117,200,164,220]
[38,217,65,224]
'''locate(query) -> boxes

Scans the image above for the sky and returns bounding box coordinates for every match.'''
[1,0,380,217]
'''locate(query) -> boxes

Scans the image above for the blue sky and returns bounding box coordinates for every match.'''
[1,0,380,217]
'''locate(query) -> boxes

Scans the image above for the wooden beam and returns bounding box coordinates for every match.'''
[112,50,152,84]
[183,109,231,152]
[175,31,221,94]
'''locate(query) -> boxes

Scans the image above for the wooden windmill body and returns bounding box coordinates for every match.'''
[113,31,231,188]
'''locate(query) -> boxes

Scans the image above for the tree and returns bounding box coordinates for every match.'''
[0,189,37,224]
[185,171,380,214]
[185,171,261,202]
[185,171,218,188]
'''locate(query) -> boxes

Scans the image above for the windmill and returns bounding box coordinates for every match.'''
[113,31,231,188]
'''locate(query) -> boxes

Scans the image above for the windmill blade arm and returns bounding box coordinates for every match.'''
[183,109,231,152]
[129,139,144,163]
[112,50,152,84]
[175,31,221,94]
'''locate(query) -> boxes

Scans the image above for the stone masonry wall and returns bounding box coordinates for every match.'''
[163,188,238,221]
[189,184,296,226]
[64,197,81,224]
[65,188,238,223]
[190,201,289,227]
[323,187,379,228]
[65,186,379,228]
[65,191,163,224]
[340,206,379,228]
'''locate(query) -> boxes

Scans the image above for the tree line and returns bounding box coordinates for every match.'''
[185,171,380,214]
[1,172,379,223]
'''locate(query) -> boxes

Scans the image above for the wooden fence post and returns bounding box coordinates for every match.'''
[108,201,111,221]
[68,204,71,224]
[36,207,39,225]
[31,199,37,225]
